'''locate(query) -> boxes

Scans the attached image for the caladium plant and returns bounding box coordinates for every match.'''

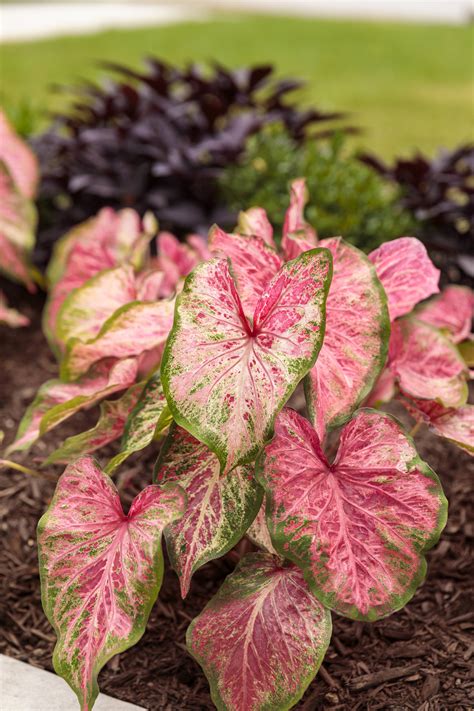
[5,180,473,711]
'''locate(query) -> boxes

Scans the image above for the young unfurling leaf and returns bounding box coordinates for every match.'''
[162,251,332,474]
[257,408,447,620]
[187,553,332,711]
[281,178,318,260]
[38,457,185,711]
[155,424,262,597]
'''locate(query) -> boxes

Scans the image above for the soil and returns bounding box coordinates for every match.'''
[1,283,473,711]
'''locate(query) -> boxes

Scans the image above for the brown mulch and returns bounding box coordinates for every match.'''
[1,285,473,710]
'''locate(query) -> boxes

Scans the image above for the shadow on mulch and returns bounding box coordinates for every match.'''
[1,285,473,710]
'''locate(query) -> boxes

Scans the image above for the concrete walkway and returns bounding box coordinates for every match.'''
[0,654,145,710]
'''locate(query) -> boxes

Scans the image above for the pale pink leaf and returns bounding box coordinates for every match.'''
[208,225,282,317]
[44,381,144,465]
[364,367,397,407]
[162,251,332,474]
[389,317,468,408]
[6,359,138,454]
[186,233,211,261]
[305,238,389,441]
[0,290,29,327]
[369,237,440,321]
[237,207,275,248]
[400,395,474,456]
[246,504,279,556]
[38,456,185,711]
[257,408,447,620]
[187,552,332,711]
[135,268,165,302]
[416,285,474,344]
[0,109,39,199]
[281,178,317,261]
[155,424,262,597]
[61,300,175,380]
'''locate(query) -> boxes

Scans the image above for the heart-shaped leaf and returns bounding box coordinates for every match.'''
[187,552,332,711]
[0,109,39,199]
[305,238,389,441]
[389,317,468,408]
[209,226,282,317]
[38,456,185,711]
[162,251,332,474]
[416,285,474,344]
[154,424,262,597]
[43,382,144,465]
[6,359,137,454]
[61,300,175,381]
[106,373,171,474]
[369,237,440,321]
[257,408,447,620]
[237,206,275,248]
[400,395,474,456]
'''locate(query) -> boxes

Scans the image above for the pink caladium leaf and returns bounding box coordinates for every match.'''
[281,178,318,261]
[400,395,474,456]
[55,265,138,347]
[0,109,39,199]
[154,424,262,597]
[6,359,137,454]
[257,408,447,621]
[237,206,276,248]
[389,317,468,408]
[105,373,171,474]
[364,367,397,407]
[246,503,279,556]
[208,225,282,317]
[0,163,37,291]
[162,250,332,474]
[61,300,175,381]
[187,552,332,711]
[38,456,185,711]
[305,238,390,441]
[416,285,474,344]
[369,237,440,321]
[43,381,144,466]
[0,290,29,328]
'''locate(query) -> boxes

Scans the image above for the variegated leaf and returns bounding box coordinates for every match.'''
[6,359,137,454]
[162,251,332,474]
[281,178,317,261]
[208,225,282,317]
[257,408,447,620]
[105,373,171,474]
[0,163,37,291]
[389,317,468,408]
[38,456,185,711]
[305,238,389,441]
[0,290,29,327]
[44,382,143,465]
[400,395,474,456]
[61,300,175,381]
[187,552,332,711]
[416,285,474,344]
[237,207,275,248]
[0,109,39,199]
[154,424,262,597]
[246,503,279,556]
[369,237,440,321]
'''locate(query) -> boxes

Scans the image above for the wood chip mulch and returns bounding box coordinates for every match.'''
[1,287,473,710]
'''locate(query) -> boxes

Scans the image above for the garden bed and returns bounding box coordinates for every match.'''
[1,286,473,711]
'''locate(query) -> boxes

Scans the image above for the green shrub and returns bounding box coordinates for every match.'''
[220,125,416,253]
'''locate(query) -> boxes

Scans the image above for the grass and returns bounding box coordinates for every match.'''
[1,13,473,156]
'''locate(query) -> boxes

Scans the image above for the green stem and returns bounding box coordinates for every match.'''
[409,421,423,438]
[0,459,57,482]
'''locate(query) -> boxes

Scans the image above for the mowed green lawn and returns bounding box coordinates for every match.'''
[1,14,472,156]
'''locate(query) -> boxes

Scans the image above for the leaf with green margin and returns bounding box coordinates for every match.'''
[37,456,185,711]
[257,407,447,621]
[186,552,332,711]
[305,237,390,441]
[6,359,138,454]
[43,381,144,465]
[61,300,175,381]
[246,503,279,556]
[416,285,474,344]
[105,373,171,474]
[162,251,332,475]
[237,206,275,248]
[55,265,138,347]
[154,423,262,597]
[389,317,468,408]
